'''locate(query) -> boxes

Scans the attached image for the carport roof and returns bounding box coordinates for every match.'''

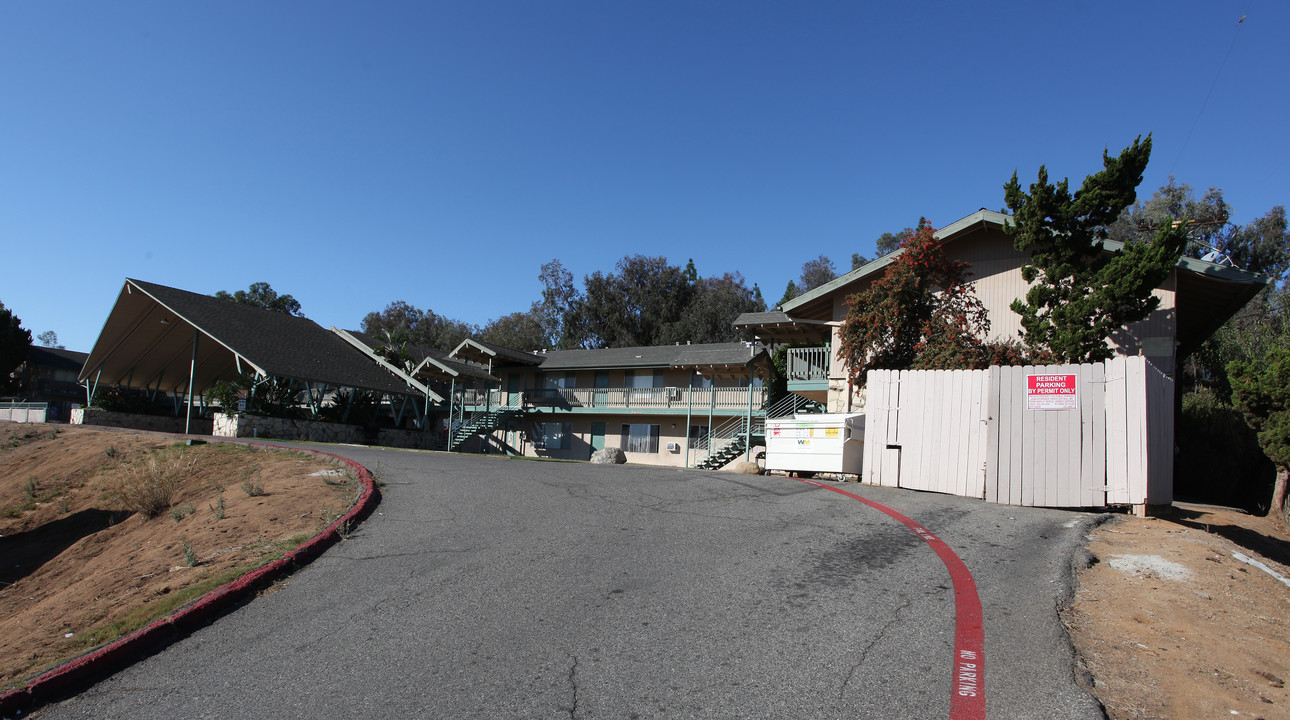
[342,330,498,384]
[79,279,421,397]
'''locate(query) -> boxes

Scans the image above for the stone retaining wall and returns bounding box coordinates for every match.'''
[211,414,433,448]
[378,427,433,449]
[69,409,432,449]
[212,413,367,444]
[71,408,213,435]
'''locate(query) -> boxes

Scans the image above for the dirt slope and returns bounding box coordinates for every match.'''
[1065,504,1290,719]
[0,423,356,688]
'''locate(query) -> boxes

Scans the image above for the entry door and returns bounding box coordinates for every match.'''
[590,422,606,459]
[594,371,609,407]
[507,373,522,407]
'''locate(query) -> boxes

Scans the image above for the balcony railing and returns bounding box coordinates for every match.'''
[786,346,830,381]
[458,386,766,412]
[460,389,518,409]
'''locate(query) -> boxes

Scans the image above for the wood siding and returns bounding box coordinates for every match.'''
[825,225,1180,412]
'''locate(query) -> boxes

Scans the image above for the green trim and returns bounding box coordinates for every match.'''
[787,379,828,393]
[524,406,764,418]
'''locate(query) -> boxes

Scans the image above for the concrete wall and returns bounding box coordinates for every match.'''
[71,408,213,435]
[0,407,47,423]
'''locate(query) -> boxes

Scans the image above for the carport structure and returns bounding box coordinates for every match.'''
[78,279,426,433]
[332,329,500,440]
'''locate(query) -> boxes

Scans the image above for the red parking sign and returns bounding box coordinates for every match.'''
[1026,373,1077,410]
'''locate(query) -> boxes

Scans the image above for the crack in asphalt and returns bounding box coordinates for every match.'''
[566,654,581,719]
[329,548,476,562]
[839,596,912,702]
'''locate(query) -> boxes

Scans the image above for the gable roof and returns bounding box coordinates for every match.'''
[777,210,1010,320]
[532,342,770,377]
[339,330,497,385]
[451,338,545,367]
[79,279,420,397]
[24,346,90,372]
[730,310,833,343]
[762,209,1269,354]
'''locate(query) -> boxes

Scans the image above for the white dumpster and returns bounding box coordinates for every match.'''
[764,413,865,476]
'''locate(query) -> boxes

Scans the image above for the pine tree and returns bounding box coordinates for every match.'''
[1,301,32,395]
[1004,135,1188,362]
[1229,345,1290,524]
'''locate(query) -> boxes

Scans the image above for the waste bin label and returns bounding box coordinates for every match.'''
[770,424,841,439]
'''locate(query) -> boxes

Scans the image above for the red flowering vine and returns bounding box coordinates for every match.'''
[838,220,1030,382]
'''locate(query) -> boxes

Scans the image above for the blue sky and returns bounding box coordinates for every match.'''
[3,1,1286,352]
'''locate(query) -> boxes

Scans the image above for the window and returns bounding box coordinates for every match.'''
[620,423,660,453]
[688,424,709,449]
[533,421,572,450]
[542,372,576,389]
[626,370,663,402]
[625,370,663,388]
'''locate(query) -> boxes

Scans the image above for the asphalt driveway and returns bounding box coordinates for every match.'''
[41,447,1104,719]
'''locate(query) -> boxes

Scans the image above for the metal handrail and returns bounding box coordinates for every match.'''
[765,393,823,418]
[0,401,48,410]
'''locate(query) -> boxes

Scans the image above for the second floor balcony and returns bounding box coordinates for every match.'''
[459,386,766,414]
[786,345,830,400]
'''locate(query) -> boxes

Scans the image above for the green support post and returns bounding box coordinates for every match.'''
[184,328,197,435]
[745,367,754,462]
[685,369,694,468]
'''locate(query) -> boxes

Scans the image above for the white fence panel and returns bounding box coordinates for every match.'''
[864,368,988,498]
[1145,359,1175,505]
[1104,357,1132,504]
[862,369,899,487]
[867,358,1169,509]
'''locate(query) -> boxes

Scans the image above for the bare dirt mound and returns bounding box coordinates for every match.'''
[1064,504,1290,719]
[0,423,358,688]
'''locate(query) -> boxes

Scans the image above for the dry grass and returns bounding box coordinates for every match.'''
[107,451,198,518]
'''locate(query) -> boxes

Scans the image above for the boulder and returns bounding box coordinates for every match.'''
[730,461,762,475]
[591,447,627,465]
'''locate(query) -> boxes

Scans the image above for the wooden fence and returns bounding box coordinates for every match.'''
[861,357,1173,509]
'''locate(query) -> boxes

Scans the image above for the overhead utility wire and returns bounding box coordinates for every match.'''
[1169,2,1253,175]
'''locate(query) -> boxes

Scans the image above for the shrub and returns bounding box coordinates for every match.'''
[1175,388,1275,513]
[240,468,265,497]
[109,452,196,518]
[207,380,242,415]
[91,386,157,415]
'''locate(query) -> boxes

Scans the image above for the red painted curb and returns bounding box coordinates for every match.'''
[794,479,987,720]
[0,442,378,717]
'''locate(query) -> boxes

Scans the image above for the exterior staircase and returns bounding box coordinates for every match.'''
[695,394,826,471]
[449,408,522,451]
[695,426,762,470]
